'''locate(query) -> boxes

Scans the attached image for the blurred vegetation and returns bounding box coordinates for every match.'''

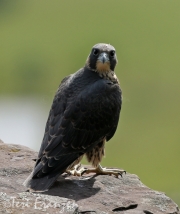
[0,0,180,206]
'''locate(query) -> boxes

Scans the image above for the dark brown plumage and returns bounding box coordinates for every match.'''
[24,43,125,192]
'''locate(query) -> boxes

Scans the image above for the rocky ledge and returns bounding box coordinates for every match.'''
[0,139,179,214]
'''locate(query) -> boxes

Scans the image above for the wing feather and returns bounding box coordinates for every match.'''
[31,75,121,181]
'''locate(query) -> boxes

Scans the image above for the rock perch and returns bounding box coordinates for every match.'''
[0,139,179,214]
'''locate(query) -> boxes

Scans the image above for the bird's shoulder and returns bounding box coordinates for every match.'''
[39,67,121,157]
[57,67,121,99]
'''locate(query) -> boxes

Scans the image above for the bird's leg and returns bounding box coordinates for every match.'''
[84,164,126,178]
[65,163,87,176]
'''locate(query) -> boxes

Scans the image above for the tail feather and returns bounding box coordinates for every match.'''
[23,154,80,192]
[23,171,61,192]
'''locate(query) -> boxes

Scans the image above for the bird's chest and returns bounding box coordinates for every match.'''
[98,71,119,84]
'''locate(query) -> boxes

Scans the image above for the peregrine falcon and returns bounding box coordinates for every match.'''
[24,43,125,192]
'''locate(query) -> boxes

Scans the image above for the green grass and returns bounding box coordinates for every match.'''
[0,0,180,206]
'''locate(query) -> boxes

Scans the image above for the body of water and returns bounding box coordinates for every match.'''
[0,96,50,151]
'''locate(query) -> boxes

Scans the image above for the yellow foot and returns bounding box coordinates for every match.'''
[84,164,126,178]
[66,164,87,176]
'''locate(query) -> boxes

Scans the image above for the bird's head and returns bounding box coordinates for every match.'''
[85,43,118,73]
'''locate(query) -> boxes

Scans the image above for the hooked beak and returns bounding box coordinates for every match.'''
[97,52,109,64]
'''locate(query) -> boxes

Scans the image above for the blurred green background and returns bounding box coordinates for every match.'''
[0,0,179,206]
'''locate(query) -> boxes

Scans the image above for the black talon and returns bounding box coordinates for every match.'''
[119,173,123,177]
[81,169,87,176]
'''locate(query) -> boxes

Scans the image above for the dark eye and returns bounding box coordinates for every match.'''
[110,50,115,57]
[93,49,99,56]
